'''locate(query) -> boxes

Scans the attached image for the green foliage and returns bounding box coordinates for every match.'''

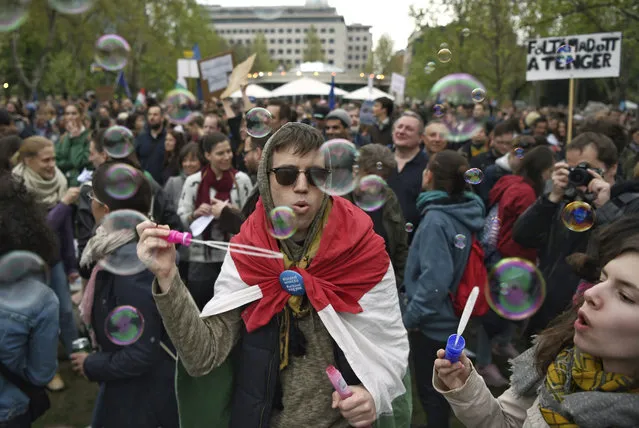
[374,34,394,75]
[251,32,276,72]
[1,0,227,97]
[303,25,325,62]
[364,51,375,74]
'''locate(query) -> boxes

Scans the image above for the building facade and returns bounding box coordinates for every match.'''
[202,1,373,72]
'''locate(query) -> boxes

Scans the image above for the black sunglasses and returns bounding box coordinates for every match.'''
[269,166,331,187]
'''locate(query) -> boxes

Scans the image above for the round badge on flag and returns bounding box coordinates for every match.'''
[279,270,306,296]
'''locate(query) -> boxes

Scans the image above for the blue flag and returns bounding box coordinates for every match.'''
[328,75,336,110]
[193,43,204,101]
[116,70,132,98]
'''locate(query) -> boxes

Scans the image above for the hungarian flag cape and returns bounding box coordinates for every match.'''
[200,196,410,416]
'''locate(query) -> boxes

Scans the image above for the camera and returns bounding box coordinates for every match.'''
[568,163,593,187]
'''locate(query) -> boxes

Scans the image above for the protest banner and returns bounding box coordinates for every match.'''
[525,32,622,143]
[198,51,234,100]
[220,54,256,99]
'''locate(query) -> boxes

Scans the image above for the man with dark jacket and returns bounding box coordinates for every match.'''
[135,105,167,185]
[470,121,515,172]
[370,97,394,147]
[513,132,627,336]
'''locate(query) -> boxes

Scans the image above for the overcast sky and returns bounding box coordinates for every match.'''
[199,0,452,51]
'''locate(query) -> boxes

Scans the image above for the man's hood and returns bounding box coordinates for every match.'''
[417,190,485,233]
[0,251,48,286]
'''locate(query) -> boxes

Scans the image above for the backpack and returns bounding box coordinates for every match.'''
[479,204,502,269]
[450,235,490,318]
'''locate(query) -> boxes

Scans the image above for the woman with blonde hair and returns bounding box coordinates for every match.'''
[12,136,80,391]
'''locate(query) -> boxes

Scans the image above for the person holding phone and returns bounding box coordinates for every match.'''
[56,103,92,186]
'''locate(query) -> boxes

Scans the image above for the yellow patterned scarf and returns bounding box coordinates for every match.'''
[540,347,639,427]
[278,200,332,370]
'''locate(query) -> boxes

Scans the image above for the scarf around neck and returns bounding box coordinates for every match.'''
[195,165,237,240]
[13,163,68,209]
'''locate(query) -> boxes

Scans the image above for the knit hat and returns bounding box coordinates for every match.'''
[325,108,352,128]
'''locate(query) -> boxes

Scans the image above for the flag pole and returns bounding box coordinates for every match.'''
[567,77,575,145]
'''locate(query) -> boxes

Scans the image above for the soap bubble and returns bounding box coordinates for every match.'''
[94,34,130,71]
[104,163,141,200]
[103,126,134,159]
[376,161,383,171]
[353,175,388,212]
[561,201,595,232]
[454,234,466,249]
[246,107,273,138]
[105,305,145,346]
[464,168,484,185]
[48,0,94,14]
[440,43,449,49]
[487,258,546,320]
[97,209,148,276]
[254,7,284,20]
[427,61,436,69]
[556,44,576,66]
[461,28,471,37]
[437,48,452,63]
[429,73,486,143]
[164,89,196,125]
[0,0,30,32]
[433,104,445,118]
[514,147,525,159]
[405,223,414,233]
[471,88,486,103]
[269,206,297,240]
[316,139,358,196]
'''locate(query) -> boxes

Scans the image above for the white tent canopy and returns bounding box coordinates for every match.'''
[270,77,347,97]
[230,84,273,99]
[344,87,395,101]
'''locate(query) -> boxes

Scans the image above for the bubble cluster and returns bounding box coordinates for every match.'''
[97,210,148,276]
[316,139,358,196]
[464,168,484,185]
[103,126,134,159]
[269,206,297,240]
[164,89,197,125]
[0,0,30,33]
[561,201,595,232]
[454,234,466,249]
[105,305,145,346]
[94,34,130,71]
[353,175,388,212]
[471,88,486,103]
[246,107,273,138]
[405,223,414,233]
[556,44,576,65]
[48,0,94,14]
[424,61,436,74]
[487,258,546,320]
[461,28,471,37]
[104,164,141,200]
[437,48,452,63]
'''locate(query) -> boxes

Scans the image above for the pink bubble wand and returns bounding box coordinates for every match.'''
[163,230,283,259]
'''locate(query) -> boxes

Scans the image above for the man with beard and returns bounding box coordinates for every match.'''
[136,123,411,428]
[135,105,167,184]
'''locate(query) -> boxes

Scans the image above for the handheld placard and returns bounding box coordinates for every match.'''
[445,286,479,363]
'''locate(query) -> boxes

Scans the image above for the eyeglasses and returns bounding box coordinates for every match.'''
[88,190,105,206]
[269,166,331,187]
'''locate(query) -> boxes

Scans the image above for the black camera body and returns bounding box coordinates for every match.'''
[568,163,593,187]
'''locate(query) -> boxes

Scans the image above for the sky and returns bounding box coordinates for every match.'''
[198,0,441,51]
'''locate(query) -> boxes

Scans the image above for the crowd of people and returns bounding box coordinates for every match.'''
[0,82,639,428]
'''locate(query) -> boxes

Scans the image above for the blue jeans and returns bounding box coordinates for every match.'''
[49,262,79,357]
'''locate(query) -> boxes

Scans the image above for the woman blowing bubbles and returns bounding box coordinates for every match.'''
[433,215,639,427]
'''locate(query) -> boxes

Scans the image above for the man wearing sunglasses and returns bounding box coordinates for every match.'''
[137,122,410,427]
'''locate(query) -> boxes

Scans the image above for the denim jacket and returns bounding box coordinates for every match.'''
[0,251,60,422]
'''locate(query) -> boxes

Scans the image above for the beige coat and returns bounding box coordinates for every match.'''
[432,363,550,428]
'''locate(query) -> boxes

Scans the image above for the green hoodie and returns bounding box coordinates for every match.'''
[55,128,92,186]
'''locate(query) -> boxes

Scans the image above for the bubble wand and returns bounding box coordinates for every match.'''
[445,286,479,363]
[163,230,283,259]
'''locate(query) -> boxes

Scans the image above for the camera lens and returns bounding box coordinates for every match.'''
[569,168,591,186]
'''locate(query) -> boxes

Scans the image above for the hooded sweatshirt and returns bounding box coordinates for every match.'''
[489,175,538,262]
[403,190,485,342]
[478,153,512,205]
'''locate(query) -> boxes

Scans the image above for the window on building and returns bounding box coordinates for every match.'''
[229,39,234,44]
[287,28,292,33]
[321,38,326,43]
[328,49,334,54]
[329,28,334,33]
[286,59,291,64]
[355,46,360,51]
[295,59,301,64]
[278,39,284,43]
[348,64,352,69]
[356,37,360,41]
[355,55,360,59]
[329,39,334,44]
[321,49,326,54]
[295,39,300,44]
[304,29,308,33]
[270,39,276,44]
[286,49,291,54]
[363,36,367,41]
[232,29,237,34]
[320,28,326,33]
[295,49,300,54]
[278,29,284,33]
[269,49,275,54]
[287,39,292,43]
[278,49,283,54]
[328,59,334,65]
[348,37,352,42]
[348,55,352,60]
[295,28,300,33]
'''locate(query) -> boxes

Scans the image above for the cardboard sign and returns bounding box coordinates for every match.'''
[220,54,256,99]
[390,73,406,97]
[526,32,622,81]
[95,86,114,102]
[198,52,234,100]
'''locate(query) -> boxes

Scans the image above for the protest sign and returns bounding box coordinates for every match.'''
[220,54,256,99]
[198,52,234,100]
[526,32,622,81]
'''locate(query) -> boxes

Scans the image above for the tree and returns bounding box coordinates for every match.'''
[374,34,394,75]
[303,25,325,62]
[2,0,227,97]
[385,52,405,76]
[230,43,251,65]
[364,51,375,74]
[251,32,276,72]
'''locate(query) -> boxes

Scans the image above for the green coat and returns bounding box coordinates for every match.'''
[175,358,412,428]
[55,129,92,186]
